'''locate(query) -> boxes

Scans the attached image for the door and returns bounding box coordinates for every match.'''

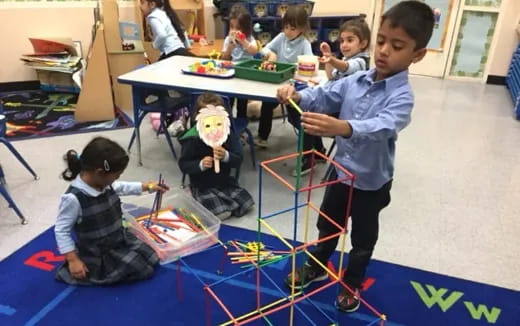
[373,0,461,78]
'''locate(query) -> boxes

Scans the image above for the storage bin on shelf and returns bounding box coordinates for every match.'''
[233,59,295,83]
[122,191,221,264]
[220,1,249,16]
[268,1,314,17]
[250,1,270,18]
[297,0,315,16]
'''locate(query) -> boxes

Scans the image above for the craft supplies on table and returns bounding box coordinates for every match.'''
[181,59,235,79]
[233,59,296,83]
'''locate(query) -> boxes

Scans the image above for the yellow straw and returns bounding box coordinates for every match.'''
[304,249,339,281]
[259,220,294,250]
[190,212,227,249]
[288,98,303,115]
[303,202,311,244]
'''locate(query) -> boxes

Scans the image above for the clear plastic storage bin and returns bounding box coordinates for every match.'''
[122,191,221,264]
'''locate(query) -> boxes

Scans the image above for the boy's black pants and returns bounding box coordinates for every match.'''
[308,170,392,289]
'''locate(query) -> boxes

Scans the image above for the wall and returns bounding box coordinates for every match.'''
[0,0,376,83]
[313,0,376,25]
[488,0,520,76]
[1,0,516,83]
[0,4,93,82]
[0,2,136,83]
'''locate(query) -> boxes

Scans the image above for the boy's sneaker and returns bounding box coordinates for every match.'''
[335,287,360,313]
[291,148,328,177]
[254,136,269,148]
[284,262,328,290]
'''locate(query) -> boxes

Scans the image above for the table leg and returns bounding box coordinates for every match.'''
[132,87,143,166]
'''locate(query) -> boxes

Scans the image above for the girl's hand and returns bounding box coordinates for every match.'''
[264,52,277,62]
[142,181,170,193]
[201,156,213,169]
[276,84,299,104]
[301,112,352,138]
[213,146,226,160]
[320,42,332,56]
[67,256,88,279]
[236,37,248,47]
[319,54,332,64]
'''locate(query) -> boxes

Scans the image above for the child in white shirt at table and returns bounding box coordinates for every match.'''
[254,5,313,148]
[221,7,258,119]
[291,17,372,176]
[320,18,371,82]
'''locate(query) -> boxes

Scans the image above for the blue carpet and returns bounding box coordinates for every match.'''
[0,225,518,326]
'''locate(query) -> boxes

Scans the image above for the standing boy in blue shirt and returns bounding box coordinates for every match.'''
[276,1,434,312]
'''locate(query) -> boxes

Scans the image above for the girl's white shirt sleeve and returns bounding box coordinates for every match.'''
[260,33,284,57]
[148,16,168,50]
[55,193,81,254]
[54,179,142,254]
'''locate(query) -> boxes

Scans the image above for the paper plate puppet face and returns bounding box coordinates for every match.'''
[196,105,231,147]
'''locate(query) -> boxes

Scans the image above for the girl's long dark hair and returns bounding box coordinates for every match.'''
[61,137,129,181]
[229,7,252,38]
[144,0,187,44]
[163,0,187,44]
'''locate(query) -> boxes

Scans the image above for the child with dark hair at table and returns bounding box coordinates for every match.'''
[221,6,258,120]
[254,5,313,149]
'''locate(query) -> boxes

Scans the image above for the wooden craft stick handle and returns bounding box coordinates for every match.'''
[214,157,220,174]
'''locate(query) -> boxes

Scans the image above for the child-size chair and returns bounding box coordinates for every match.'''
[127,65,189,162]
[0,103,39,224]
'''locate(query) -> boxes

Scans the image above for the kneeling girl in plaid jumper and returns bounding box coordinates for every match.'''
[54,136,168,285]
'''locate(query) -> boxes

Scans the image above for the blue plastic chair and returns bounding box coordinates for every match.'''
[0,102,39,224]
[127,66,189,162]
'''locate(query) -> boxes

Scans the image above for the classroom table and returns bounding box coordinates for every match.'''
[118,55,324,165]
[118,55,280,165]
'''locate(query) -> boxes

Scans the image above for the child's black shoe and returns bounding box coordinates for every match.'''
[335,287,360,313]
[284,262,328,290]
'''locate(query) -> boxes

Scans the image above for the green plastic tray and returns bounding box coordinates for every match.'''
[233,59,296,84]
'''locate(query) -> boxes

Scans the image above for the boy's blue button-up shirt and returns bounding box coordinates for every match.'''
[299,68,413,190]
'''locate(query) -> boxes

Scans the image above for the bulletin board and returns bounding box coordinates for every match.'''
[382,0,455,51]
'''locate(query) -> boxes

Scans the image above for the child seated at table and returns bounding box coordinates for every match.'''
[254,5,313,148]
[221,6,258,120]
[178,92,254,220]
